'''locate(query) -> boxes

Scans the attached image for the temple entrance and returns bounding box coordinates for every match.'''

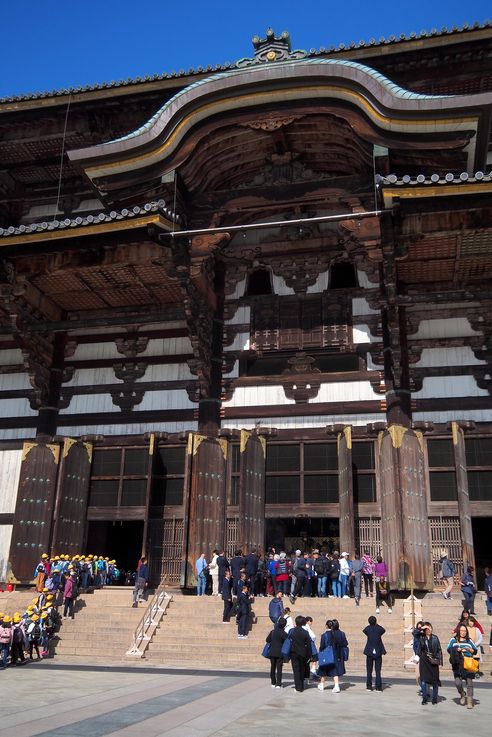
[265,518,339,554]
[85,520,144,579]
[472,517,492,588]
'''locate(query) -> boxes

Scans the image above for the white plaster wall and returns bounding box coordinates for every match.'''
[271,274,295,296]
[223,385,295,407]
[0,525,13,582]
[353,324,378,344]
[0,348,23,365]
[352,297,380,316]
[306,271,329,294]
[61,421,198,436]
[0,450,22,513]
[412,375,489,399]
[222,414,386,430]
[414,347,486,367]
[224,305,251,325]
[410,317,481,339]
[314,381,380,403]
[413,410,492,424]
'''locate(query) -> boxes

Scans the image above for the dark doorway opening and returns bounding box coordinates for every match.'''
[86,520,143,576]
[471,517,492,588]
[265,518,339,553]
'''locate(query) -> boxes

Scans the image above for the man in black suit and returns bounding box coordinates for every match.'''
[289,615,312,692]
[217,550,229,593]
[230,550,245,596]
[363,615,386,691]
[221,570,233,623]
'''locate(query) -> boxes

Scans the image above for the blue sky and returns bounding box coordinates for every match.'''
[1,1,490,97]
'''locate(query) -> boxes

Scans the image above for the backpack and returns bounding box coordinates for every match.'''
[30,623,41,642]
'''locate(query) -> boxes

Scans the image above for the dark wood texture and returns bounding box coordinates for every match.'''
[9,442,60,582]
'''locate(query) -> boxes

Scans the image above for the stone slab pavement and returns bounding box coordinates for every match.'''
[2,661,491,737]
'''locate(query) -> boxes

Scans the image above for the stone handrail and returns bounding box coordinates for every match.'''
[126,575,172,658]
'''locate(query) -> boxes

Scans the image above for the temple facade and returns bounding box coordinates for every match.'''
[0,23,492,589]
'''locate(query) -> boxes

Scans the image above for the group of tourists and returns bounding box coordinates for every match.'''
[262,605,491,708]
[196,548,393,610]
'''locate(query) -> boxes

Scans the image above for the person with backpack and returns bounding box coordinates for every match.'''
[10,613,26,666]
[0,615,13,668]
[27,614,43,659]
[439,552,455,600]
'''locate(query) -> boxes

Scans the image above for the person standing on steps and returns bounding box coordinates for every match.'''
[363,615,386,691]
[221,570,233,623]
[237,583,252,638]
[266,616,287,688]
[439,551,455,600]
[132,557,149,608]
[415,622,442,705]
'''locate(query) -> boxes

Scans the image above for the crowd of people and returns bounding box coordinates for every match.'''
[0,551,122,669]
[195,548,393,611]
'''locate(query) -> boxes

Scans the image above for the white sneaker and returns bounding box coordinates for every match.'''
[318,683,325,691]
[376,608,380,613]
[388,608,392,613]
[332,685,340,693]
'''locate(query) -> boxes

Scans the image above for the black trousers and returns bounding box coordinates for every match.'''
[222,599,233,622]
[291,655,308,691]
[270,656,283,686]
[366,656,382,690]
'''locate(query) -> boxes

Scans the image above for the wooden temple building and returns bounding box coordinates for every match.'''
[1,23,492,589]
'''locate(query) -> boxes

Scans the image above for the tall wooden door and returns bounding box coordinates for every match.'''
[9,442,60,583]
[239,430,266,553]
[51,438,92,556]
[338,427,355,554]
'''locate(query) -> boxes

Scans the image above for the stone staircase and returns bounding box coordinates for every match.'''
[144,593,406,673]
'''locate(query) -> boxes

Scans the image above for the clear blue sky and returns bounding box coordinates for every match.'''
[1,1,490,97]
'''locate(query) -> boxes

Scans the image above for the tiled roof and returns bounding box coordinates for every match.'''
[0,20,490,105]
[379,171,492,186]
[0,201,180,239]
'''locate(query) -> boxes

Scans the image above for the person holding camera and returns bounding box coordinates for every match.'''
[415,622,442,705]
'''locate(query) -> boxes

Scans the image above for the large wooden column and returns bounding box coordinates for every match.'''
[338,426,355,555]
[451,421,475,571]
[186,434,227,584]
[51,439,93,556]
[379,426,432,590]
[9,442,60,582]
[238,430,266,554]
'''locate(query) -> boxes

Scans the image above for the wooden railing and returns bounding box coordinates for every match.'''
[125,575,172,658]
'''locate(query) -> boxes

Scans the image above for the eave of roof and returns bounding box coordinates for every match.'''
[0,19,490,108]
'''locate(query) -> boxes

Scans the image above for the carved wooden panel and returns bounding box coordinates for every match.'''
[51,439,92,555]
[9,442,60,583]
[239,431,266,553]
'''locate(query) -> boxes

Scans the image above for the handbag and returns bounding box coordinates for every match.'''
[281,637,292,660]
[463,656,479,673]
[261,642,271,658]
[318,645,335,667]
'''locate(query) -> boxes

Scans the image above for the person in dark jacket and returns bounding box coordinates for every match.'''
[363,615,386,691]
[230,550,245,596]
[289,615,312,692]
[268,591,284,624]
[317,619,348,692]
[237,584,251,638]
[217,550,229,594]
[221,570,233,623]
[415,622,442,705]
[266,616,288,687]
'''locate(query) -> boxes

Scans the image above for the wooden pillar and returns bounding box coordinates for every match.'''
[338,426,355,555]
[186,434,227,584]
[238,430,266,554]
[379,426,432,590]
[451,421,475,571]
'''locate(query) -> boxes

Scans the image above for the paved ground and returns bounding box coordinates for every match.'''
[2,661,491,737]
